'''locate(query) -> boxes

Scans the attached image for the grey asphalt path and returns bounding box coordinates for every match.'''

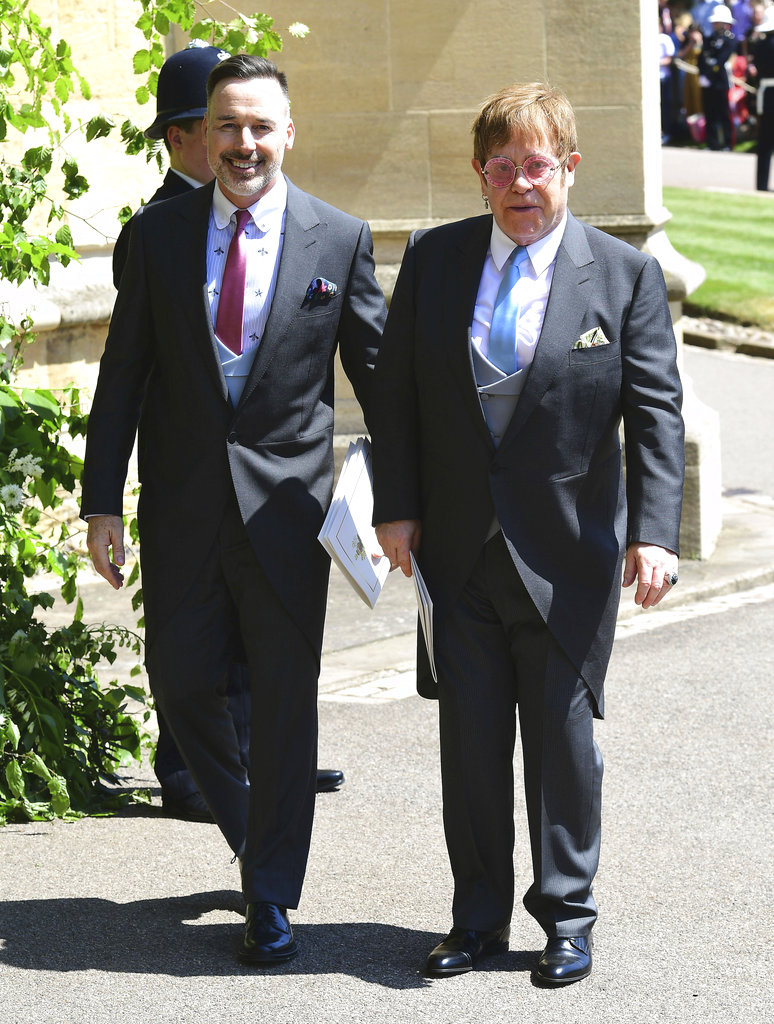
[662,144,764,194]
[684,346,774,499]
[2,584,773,1024]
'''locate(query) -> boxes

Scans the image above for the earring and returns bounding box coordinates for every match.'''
[482,193,489,210]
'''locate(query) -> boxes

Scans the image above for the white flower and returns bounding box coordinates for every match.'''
[8,453,43,479]
[288,22,310,38]
[0,483,25,509]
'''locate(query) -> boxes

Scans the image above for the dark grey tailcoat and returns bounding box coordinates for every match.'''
[82,177,385,661]
[371,211,685,713]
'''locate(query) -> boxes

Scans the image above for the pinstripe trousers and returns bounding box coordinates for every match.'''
[434,530,603,937]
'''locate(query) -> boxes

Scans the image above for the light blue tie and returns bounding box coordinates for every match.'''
[488,246,529,374]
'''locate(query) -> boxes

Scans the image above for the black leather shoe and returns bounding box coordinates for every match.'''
[425,924,510,977]
[238,902,298,965]
[161,787,215,823]
[533,935,592,985]
[316,768,344,792]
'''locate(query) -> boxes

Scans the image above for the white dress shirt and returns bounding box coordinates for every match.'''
[207,177,287,355]
[207,178,287,404]
[471,211,568,373]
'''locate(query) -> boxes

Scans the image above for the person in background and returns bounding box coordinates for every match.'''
[660,0,674,35]
[748,6,774,187]
[660,17,677,143]
[677,17,706,122]
[112,44,347,822]
[731,1,755,51]
[699,4,737,148]
[693,0,721,35]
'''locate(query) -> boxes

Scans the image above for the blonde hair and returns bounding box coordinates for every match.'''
[472,83,578,166]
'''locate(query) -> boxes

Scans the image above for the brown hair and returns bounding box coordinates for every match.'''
[206,54,289,109]
[162,117,201,154]
[472,82,578,166]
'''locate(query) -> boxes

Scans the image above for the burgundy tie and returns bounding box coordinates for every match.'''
[216,208,251,355]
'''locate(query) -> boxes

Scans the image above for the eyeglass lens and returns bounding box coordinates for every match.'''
[483,155,557,187]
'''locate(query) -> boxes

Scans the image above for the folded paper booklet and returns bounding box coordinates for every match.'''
[318,436,390,608]
[410,551,438,683]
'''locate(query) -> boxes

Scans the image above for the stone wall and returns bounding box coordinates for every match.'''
[4,0,719,557]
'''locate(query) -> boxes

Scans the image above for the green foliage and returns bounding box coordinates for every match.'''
[0,355,147,824]
[131,1,291,93]
[123,3,307,165]
[0,2,308,267]
[0,0,85,286]
[664,186,774,330]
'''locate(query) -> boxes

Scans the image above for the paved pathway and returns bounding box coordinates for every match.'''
[661,144,763,193]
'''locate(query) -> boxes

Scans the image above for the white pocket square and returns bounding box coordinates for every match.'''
[573,327,610,350]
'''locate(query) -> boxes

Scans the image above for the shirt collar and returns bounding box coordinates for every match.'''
[170,168,205,191]
[490,210,568,277]
[212,174,288,231]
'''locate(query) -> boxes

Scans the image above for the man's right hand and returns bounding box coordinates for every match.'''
[86,515,126,590]
[375,519,422,577]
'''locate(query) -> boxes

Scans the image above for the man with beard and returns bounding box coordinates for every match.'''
[112,44,346,824]
[82,54,385,965]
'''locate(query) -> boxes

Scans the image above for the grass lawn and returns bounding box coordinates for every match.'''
[663,186,774,331]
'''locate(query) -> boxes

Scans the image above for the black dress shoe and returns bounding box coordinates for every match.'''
[161,787,215,823]
[533,935,592,985]
[238,902,298,965]
[316,768,344,792]
[425,924,510,977]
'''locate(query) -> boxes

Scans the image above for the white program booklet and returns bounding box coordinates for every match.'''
[410,551,437,683]
[318,437,390,608]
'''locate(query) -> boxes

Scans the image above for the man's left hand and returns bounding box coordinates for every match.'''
[622,543,679,609]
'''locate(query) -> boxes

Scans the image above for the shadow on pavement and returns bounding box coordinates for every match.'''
[0,893,536,985]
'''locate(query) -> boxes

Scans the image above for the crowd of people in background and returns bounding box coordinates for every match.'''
[659,1,774,189]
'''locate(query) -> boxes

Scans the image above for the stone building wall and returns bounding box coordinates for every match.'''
[3,1,719,556]
[12,0,669,380]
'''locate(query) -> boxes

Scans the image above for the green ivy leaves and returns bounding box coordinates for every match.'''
[0,373,147,824]
[0,2,306,291]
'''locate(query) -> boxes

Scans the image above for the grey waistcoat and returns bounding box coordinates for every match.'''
[472,343,528,540]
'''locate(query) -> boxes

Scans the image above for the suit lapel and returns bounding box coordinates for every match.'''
[238,180,321,407]
[444,217,496,448]
[500,213,594,444]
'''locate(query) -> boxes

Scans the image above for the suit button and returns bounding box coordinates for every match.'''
[228,431,238,444]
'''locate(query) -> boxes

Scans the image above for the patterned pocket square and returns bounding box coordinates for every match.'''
[306,277,338,302]
[572,327,610,350]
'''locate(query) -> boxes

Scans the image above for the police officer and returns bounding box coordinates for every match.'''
[698,5,737,150]
[749,7,774,189]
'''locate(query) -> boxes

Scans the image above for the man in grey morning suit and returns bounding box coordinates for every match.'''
[112,44,346,823]
[372,83,684,985]
[82,54,386,965]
